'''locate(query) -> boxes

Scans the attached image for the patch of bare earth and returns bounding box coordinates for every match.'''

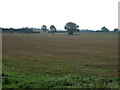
[2,32,118,77]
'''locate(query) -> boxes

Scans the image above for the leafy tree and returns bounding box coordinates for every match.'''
[50,25,56,34]
[75,25,79,32]
[114,28,119,32]
[101,27,109,32]
[64,22,79,35]
[20,27,33,33]
[41,25,47,31]
[9,27,13,33]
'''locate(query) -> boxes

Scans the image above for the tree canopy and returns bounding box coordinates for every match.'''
[64,22,79,35]
[50,25,56,32]
[41,25,47,31]
[101,27,109,32]
[113,28,119,32]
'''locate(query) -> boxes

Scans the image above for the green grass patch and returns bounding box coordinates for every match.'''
[2,72,119,88]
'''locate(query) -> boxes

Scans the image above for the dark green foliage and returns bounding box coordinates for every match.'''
[64,22,79,35]
[50,25,56,32]
[114,28,119,32]
[3,77,10,85]
[2,27,33,33]
[41,25,47,31]
[50,25,57,34]
[101,27,109,32]
[2,72,119,88]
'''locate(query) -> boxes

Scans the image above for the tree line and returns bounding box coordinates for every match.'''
[1,22,119,35]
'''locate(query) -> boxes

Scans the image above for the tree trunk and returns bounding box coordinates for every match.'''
[68,29,74,35]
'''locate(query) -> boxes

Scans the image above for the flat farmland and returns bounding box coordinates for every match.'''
[2,32,119,88]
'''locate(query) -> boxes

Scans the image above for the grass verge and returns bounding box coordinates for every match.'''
[2,72,119,88]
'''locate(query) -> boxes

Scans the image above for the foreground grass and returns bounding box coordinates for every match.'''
[2,72,119,88]
[2,57,119,88]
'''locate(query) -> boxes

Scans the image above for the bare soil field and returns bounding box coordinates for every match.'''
[2,32,118,77]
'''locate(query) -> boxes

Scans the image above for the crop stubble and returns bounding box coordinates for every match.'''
[2,32,118,77]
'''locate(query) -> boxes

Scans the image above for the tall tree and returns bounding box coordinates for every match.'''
[114,28,119,32]
[41,25,47,31]
[64,22,79,35]
[101,27,109,32]
[50,25,56,34]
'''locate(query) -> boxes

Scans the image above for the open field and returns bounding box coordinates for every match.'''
[2,32,119,88]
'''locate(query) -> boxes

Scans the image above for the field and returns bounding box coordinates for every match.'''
[2,32,119,88]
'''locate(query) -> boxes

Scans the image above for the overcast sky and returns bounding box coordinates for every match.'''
[0,0,119,30]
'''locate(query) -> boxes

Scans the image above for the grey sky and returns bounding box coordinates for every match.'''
[0,0,119,30]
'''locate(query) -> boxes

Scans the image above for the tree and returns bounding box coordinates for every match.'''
[101,26,109,32]
[21,27,33,33]
[50,25,56,34]
[10,27,13,33]
[74,25,79,32]
[114,28,119,32]
[64,22,79,35]
[41,25,47,31]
